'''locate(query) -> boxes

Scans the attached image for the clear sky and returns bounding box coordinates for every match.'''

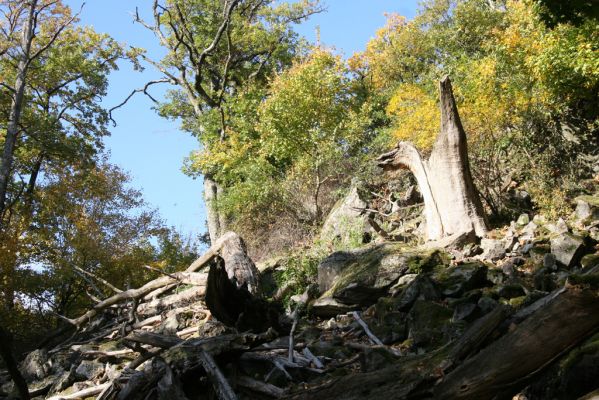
[63,0,419,238]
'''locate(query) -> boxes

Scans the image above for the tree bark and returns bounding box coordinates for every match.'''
[377,77,488,241]
[0,0,37,221]
[0,326,30,400]
[204,175,228,245]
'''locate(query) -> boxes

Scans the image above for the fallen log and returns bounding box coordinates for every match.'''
[433,277,599,399]
[137,285,205,316]
[286,277,599,399]
[47,382,110,400]
[63,232,250,329]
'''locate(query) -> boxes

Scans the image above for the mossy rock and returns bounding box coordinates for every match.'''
[432,261,489,298]
[407,300,453,349]
[581,253,599,270]
[318,243,449,306]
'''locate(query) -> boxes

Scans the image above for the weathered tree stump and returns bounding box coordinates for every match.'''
[377,77,488,241]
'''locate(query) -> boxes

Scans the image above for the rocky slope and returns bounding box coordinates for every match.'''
[1,194,599,400]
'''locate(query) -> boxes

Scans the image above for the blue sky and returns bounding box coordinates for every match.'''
[63,0,419,238]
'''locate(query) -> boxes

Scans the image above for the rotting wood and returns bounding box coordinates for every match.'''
[237,375,286,398]
[285,279,599,400]
[198,350,238,400]
[47,382,110,400]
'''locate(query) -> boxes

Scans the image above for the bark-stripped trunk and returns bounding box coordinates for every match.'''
[377,77,488,240]
[204,175,227,245]
[0,0,37,221]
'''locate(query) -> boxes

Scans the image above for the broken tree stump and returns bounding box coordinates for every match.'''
[377,77,488,241]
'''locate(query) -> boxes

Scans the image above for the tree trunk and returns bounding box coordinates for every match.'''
[0,0,37,221]
[204,175,227,245]
[377,77,488,241]
[0,326,30,400]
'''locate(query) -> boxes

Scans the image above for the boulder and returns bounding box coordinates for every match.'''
[320,186,370,246]
[311,297,358,318]
[20,349,49,381]
[75,360,104,381]
[393,275,442,311]
[480,238,506,261]
[575,195,599,223]
[317,243,448,306]
[408,300,453,348]
[434,262,488,297]
[550,233,588,268]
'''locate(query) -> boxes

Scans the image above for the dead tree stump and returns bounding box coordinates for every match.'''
[377,77,488,241]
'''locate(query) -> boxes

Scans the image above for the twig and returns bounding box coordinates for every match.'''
[352,311,384,346]
[47,383,110,400]
[302,347,324,369]
[198,350,238,400]
[288,305,300,363]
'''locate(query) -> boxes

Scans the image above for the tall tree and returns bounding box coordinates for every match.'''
[0,0,81,223]
[120,0,322,244]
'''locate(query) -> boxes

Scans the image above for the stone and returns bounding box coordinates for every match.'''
[452,302,477,322]
[318,250,358,293]
[477,296,499,315]
[434,262,488,298]
[320,185,371,246]
[497,284,526,300]
[543,253,558,271]
[520,222,538,242]
[424,230,476,250]
[75,360,104,381]
[20,349,49,381]
[311,297,358,318]
[581,253,599,271]
[517,214,530,226]
[533,268,556,292]
[550,233,588,268]
[318,243,448,306]
[575,195,599,223]
[546,218,569,235]
[388,273,418,295]
[408,301,453,348]
[480,238,506,261]
[394,275,442,311]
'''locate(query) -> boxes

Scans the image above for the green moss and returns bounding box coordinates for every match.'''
[508,296,528,308]
[568,274,599,289]
[323,244,449,298]
[560,332,599,371]
[581,253,599,270]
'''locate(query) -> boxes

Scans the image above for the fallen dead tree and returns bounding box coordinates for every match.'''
[286,277,599,400]
[61,232,258,330]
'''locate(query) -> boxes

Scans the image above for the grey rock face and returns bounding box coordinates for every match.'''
[75,360,104,381]
[320,186,370,246]
[550,233,587,268]
[480,238,506,261]
[20,349,50,381]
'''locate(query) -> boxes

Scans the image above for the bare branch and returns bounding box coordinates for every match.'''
[108,78,171,125]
